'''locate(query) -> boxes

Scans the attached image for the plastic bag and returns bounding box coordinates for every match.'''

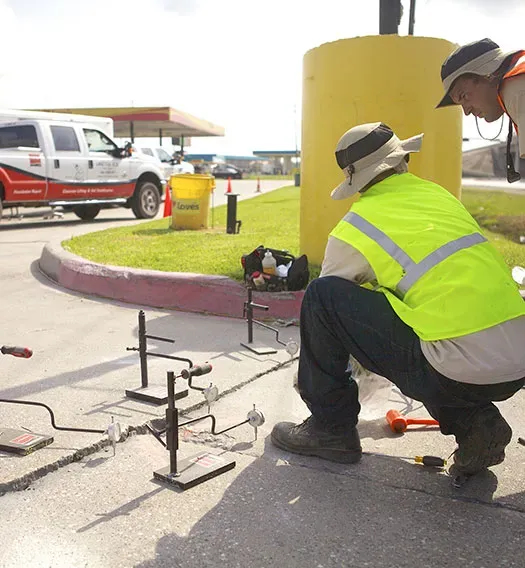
[293,356,393,420]
[350,356,393,420]
[512,265,525,285]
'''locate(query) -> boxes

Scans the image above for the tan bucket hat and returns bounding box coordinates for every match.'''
[437,38,522,108]
[331,122,423,200]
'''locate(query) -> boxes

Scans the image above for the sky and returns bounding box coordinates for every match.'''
[0,0,524,156]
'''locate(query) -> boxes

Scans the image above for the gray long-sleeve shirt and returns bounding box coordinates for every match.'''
[321,236,525,385]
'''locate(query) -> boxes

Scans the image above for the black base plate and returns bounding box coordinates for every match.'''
[240,341,277,355]
[126,385,188,405]
[154,450,236,490]
[0,428,54,455]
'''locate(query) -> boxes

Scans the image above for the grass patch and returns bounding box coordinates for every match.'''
[64,185,321,282]
[63,185,525,283]
[461,188,525,268]
[244,174,294,180]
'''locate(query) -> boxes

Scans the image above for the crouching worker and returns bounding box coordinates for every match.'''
[271,122,525,476]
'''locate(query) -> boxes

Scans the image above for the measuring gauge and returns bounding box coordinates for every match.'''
[247,408,265,428]
[203,385,219,412]
[286,340,299,356]
[107,421,121,443]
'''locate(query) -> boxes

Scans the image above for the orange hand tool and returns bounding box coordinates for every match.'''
[386,409,439,433]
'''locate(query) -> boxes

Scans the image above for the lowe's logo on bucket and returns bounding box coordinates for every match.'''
[175,199,200,213]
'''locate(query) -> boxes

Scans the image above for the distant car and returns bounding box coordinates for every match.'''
[132,146,194,178]
[211,164,243,179]
[171,160,195,175]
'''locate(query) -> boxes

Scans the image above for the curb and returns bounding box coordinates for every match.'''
[39,243,304,320]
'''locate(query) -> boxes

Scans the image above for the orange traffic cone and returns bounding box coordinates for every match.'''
[255,177,261,193]
[225,177,232,194]
[163,184,172,217]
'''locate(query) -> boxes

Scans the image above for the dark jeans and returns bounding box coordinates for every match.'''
[298,276,525,439]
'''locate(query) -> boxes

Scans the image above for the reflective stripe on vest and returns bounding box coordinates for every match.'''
[343,212,487,298]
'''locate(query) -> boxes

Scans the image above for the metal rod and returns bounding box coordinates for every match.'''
[179,414,250,436]
[145,352,193,366]
[133,311,188,390]
[138,310,148,388]
[408,0,416,35]
[146,423,167,448]
[166,371,178,475]
[211,191,215,229]
[244,287,270,344]
[145,334,175,343]
[247,287,253,343]
[154,414,251,437]
[187,377,205,391]
[0,399,105,434]
[252,320,286,346]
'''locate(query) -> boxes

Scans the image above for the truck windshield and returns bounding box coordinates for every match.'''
[156,148,172,163]
[83,129,118,153]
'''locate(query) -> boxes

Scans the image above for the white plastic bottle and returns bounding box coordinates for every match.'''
[262,250,277,276]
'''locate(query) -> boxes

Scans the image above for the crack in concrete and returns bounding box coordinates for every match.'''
[277,459,525,516]
[0,356,298,495]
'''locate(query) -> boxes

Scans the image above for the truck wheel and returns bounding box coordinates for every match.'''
[73,204,101,220]
[131,180,160,219]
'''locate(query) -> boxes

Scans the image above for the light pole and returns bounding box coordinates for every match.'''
[379,1,416,35]
[379,0,403,35]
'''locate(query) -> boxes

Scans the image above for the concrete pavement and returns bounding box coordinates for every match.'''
[0,294,301,494]
[2,177,525,567]
[1,365,525,567]
[0,176,305,496]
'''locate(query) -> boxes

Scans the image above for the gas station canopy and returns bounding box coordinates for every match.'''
[35,106,225,140]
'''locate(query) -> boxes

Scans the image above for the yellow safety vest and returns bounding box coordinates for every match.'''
[330,172,525,340]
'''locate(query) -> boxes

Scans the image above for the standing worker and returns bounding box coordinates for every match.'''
[436,38,525,182]
[271,122,525,478]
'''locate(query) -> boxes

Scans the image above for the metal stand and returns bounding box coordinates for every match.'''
[241,287,299,356]
[0,428,53,456]
[125,310,190,405]
[0,398,121,456]
[0,344,121,456]
[148,367,264,490]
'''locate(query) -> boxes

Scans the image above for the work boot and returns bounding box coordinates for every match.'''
[271,416,362,464]
[452,406,512,476]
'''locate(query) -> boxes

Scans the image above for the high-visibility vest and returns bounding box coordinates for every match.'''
[330,172,525,341]
[497,51,525,132]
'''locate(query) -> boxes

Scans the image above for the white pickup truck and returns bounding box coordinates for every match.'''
[0,110,165,221]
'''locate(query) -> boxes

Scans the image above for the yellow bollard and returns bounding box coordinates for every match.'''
[300,35,462,265]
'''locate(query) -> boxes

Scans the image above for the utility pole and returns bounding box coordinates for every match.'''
[408,0,416,35]
[379,0,403,35]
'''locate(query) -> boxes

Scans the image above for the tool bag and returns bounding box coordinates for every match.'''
[241,245,309,291]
